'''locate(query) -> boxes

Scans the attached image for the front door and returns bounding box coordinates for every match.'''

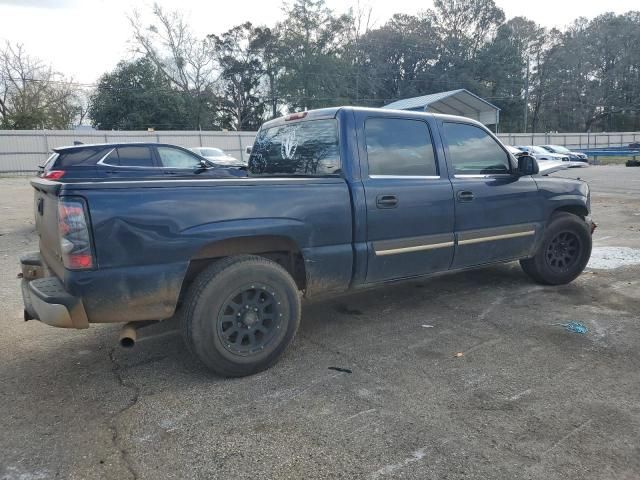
[359,114,455,283]
[439,121,543,268]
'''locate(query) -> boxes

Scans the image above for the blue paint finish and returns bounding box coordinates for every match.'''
[63,262,188,323]
[70,179,352,269]
[449,175,543,267]
[28,107,593,325]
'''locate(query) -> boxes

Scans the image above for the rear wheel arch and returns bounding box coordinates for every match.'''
[180,235,307,299]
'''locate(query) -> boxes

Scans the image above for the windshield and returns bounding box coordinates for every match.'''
[199,148,225,157]
[248,119,340,176]
[530,146,550,155]
[548,145,570,153]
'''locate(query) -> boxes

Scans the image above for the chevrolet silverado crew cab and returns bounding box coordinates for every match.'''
[20,107,594,377]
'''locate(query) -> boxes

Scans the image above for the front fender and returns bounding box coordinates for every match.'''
[533,176,590,219]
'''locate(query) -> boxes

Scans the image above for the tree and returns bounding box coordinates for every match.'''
[430,0,505,61]
[210,23,269,130]
[529,12,640,132]
[356,14,439,105]
[0,42,82,129]
[277,0,353,111]
[476,17,545,131]
[129,3,218,129]
[252,26,283,119]
[89,57,190,130]
[105,1,640,133]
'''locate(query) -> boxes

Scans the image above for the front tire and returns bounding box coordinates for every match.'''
[520,212,592,285]
[182,255,301,377]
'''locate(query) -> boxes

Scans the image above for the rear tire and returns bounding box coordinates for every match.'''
[182,255,301,377]
[520,212,592,285]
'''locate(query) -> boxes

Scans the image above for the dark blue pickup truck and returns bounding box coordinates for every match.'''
[20,107,594,376]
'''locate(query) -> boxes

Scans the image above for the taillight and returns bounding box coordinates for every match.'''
[44,170,65,180]
[58,198,94,270]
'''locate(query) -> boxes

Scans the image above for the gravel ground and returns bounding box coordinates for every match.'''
[1,166,639,480]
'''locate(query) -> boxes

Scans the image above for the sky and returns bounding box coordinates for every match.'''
[0,0,638,84]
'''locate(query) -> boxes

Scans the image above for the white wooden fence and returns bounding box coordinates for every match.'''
[0,129,257,174]
[496,131,640,150]
[1,128,639,174]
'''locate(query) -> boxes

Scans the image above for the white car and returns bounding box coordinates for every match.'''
[515,145,570,163]
[508,145,568,174]
[540,145,589,168]
[190,147,246,167]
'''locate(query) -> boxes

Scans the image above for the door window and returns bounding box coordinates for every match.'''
[443,123,510,175]
[157,146,202,168]
[365,118,437,176]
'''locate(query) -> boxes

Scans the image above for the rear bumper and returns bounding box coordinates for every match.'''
[20,253,89,329]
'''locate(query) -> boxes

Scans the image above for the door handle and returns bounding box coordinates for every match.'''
[164,170,177,175]
[376,194,398,208]
[456,190,474,202]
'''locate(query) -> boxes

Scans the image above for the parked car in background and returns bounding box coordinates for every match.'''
[39,143,247,180]
[508,145,568,174]
[506,145,525,157]
[515,145,570,163]
[190,147,246,167]
[540,145,589,167]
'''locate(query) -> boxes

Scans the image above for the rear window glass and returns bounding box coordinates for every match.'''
[55,147,108,168]
[107,147,154,167]
[248,119,340,176]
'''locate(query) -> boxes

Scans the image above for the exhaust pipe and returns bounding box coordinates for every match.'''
[119,322,137,348]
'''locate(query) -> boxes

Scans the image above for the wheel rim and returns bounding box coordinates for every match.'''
[545,231,582,273]
[216,284,282,356]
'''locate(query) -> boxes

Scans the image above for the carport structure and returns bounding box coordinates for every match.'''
[382,89,500,129]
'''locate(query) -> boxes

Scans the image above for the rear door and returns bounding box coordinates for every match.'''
[356,112,455,283]
[439,121,543,268]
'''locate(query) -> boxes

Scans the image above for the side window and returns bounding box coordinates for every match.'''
[443,123,511,175]
[114,147,154,167]
[365,118,437,176]
[56,147,108,168]
[157,146,202,168]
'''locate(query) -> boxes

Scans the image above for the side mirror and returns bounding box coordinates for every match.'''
[517,155,539,176]
[194,159,211,173]
[245,146,253,155]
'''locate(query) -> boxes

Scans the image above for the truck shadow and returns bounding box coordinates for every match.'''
[4,261,592,391]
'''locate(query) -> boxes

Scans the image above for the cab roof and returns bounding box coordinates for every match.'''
[259,106,485,130]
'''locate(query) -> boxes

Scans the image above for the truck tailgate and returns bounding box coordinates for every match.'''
[31,179,65,279]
